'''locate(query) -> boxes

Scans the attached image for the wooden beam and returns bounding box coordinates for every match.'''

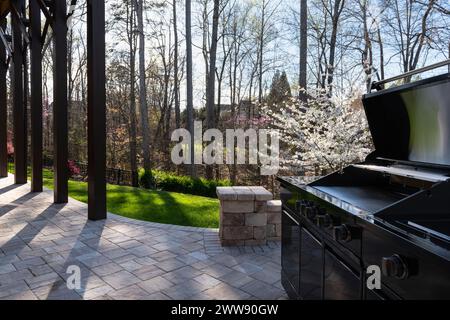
[87,0,106,220]
[52,0,68,203]
[30,0,42,192]
[9,1,29,44]
[0,27,12,57]
[12,0,27,184]
[0,18,7,178]
[36,0,53,26]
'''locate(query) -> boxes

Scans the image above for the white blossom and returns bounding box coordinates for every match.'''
[262,89,373,174]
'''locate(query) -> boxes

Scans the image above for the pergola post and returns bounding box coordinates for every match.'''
[53,0,68,203]
[11,0,27,184]
[0,18,7,178]
[87,0,106,220]
[30,0,42,192]
[1,0,107,217]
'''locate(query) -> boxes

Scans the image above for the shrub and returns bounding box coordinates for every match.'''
[7,131,13,160]
[67,160,81,177]
[139,169,156,189]
[139,169,231,198]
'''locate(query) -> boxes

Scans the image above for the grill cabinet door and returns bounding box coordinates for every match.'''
[299,227,323,299]
[281,210,300,298]
[324,248,361,300]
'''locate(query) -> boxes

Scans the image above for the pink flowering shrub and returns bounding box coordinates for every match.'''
[7,141,14,156]
[7,131,14,159]
[67,160,81,177]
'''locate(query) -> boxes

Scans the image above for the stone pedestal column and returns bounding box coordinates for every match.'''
[217,186,281,246]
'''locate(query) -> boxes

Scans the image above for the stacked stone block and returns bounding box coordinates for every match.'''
[217,186,282,246]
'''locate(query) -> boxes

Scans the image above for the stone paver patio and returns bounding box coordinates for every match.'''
[0,175,286,300]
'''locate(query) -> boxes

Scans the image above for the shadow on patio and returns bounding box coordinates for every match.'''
[0,175,286,300]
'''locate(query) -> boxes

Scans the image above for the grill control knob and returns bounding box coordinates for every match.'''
[381,254,408,279]
[295,200,310,214]
[316,214,331,228]
[333,224,352,242]
[295,200,304,213]
[304,206,317,219]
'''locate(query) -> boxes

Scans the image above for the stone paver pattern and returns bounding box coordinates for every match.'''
[0,175,286,300]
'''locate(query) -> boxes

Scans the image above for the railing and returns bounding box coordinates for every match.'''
[7,158,139,187]
[71,161,139,187]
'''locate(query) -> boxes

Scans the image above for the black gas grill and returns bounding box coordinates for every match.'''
[278,66,450,300]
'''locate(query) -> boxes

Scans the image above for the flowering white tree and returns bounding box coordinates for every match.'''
[263,89,373,174]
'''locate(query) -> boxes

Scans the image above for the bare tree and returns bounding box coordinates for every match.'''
[299,0,308,98]
[253,0,280,105]
[110,0,139,185]
[359,0,374,91]
[326,0,346,95]
[386,0,441,81]
[307,0,348,95]
[205,0,220,130]
[172,0,181,128]
[186,0,196,177]
[204,0,221,179]
[134,0,152,174]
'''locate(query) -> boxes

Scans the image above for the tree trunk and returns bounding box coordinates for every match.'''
[327,0,345,96]
[216,27,229,125]
[163,64,171,165]
[361,0,373,92]
[377,27,385,81]
[406,0,434,82]
[134,0,152,173]
[299,0,307,100]
[206,0,220,130]
[173,0,181,128]
[186,0,196,177]
[258,4,265,106]
[205,0,220,180]
[128,1,138,186]
[202,1,209,93]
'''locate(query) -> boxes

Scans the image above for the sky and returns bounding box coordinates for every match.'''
[102,0,303,109]
[69,0,450,110]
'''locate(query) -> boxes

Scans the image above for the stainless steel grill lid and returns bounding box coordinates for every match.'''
[362,73,450,168]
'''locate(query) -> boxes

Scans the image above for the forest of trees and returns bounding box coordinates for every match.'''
[3,0,450,187]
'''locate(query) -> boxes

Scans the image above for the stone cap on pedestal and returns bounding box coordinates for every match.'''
[216,186,273,201]
[266,200,282,212]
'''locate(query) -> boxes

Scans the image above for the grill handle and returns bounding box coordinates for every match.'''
[371,59,450,91]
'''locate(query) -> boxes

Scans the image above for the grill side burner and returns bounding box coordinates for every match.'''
[279,70,450,300]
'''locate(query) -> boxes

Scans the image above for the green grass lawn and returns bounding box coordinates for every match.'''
[8,164,220,228]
